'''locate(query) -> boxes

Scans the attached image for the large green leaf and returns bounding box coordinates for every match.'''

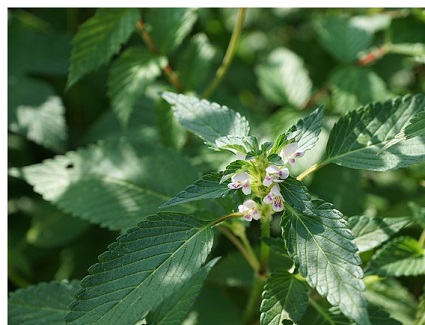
[161,172,233,208]
[162,92,250,146]
[348,215,412,253]
[282,200,370,325]
[365,236,425,276]
[315,16,373,63]
[146,258,219,325]
[67,8,140,88]
[8,76,67,153]
[9,139,198,230]
[176,33,216,91]
[260,270,309,325]
[324,94,425,171]
[107,47,166,125]
[145,8,197,55]
[8,280,81,325]
[65,213,214,325]
[330,66,390,114]
[256,47,312,109]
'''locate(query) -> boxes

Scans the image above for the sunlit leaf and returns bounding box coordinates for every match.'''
[8,280,81,325]
[256,47,312,109]
[324,94,425,171]
[66,213,214,325]
[67,8,140,88]
[260,270,309,325]
[282,200,370,325]
[365,236,425,276]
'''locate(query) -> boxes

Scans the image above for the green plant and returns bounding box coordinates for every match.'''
[8,8,425,325]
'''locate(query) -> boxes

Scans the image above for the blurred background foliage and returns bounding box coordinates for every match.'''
[8,8,425,323]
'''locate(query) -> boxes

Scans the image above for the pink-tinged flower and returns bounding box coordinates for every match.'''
[263,185,285,212]
[227,172,251,195]
[263,165,290,187]
[280,142,304,166]
[238,199,261,221]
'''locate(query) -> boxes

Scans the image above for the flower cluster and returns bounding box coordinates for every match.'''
[227,142,304,222]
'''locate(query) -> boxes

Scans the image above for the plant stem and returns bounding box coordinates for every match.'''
[419,229,425,247]
[218,225,259,271]
[259,214,271,276]
[297,161,327,181]
[202,8,247,99]
[242,274,265,324]
[136,20,184,92]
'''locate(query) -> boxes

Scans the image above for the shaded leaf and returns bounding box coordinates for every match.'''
[67,8,140,88]
[330,66,390,114]
[8,76,67,153]
[282,200,370,325]
[162,92,250,146]
[415,285,425,325]
[107,46,166,125]
[147,258,219,325]
[348,215,412,253]
[324,94,425,171]
[9,139,198,230]
[161,172,233,208]
[8,280,81,325]
[256,47,312,109]
[146,8,198,55]
[409,201,425,228]
[315,16,373,63]
[365,236,425,276]
[260,270,309,325]
[279,176,315,214]
[65,213,214,325]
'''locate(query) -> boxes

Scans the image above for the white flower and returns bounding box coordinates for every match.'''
[238,200,261,221]
[263,165,289,187]
[280,142,304,166]
[227,172,251,195]
[263,185,285,212]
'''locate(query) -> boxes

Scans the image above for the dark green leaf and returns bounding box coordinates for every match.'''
[348,215,412,253]
[160,172,233,208]
[10,139,198,230]
[330,67,390,114]
[145,8,198,55]
[162,92,250,146]
[65,213,214,325]
[415,285,425,325]
[365,236,425,276]
[324,94,425,171]
[315,16,373,63]
[147,258,219,325]
[8,280,81,325]
[409,201,425,228]
[282,200,370,325]
[67,8,140,88]
[279,176,315,214]
[107,47,166,125]
[256,47,312,109]
[260,270,309,325]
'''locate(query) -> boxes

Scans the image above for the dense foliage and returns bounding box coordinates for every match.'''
[8,8,425,325]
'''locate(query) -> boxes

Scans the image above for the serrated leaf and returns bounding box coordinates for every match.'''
[10,139,198,230]
[348,215,412,253]
[330,67,391,113]
[146,258,219,325]
[286,105,325,154]
[107,47,166,125]
[415,285,425,325]
[67,8,140,88]
[282,200,370,325]
[176,33,216,91]
[366,277,417,324]
[215,135,258,154]
[324,94,425,171]
[256,47,312,109]
[315,16,373,63]
[160,173,233,208]
[145,8,197,55]
[365,236,425,276]
[8,76,67,153]
[8,280,81,325]
[260,270,309,325]
[65,213,214,325]
[279,176,315,214]
[162,92,250,146]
